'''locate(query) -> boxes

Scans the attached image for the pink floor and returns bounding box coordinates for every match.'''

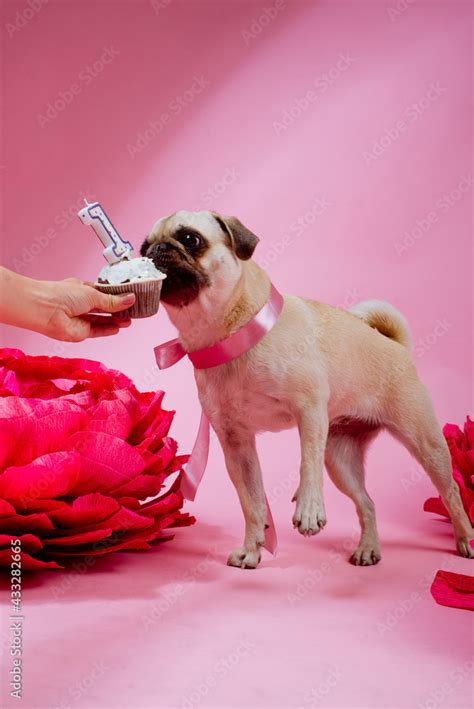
[1,433,472,709]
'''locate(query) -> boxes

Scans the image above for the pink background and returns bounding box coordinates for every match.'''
[1,1,472,708]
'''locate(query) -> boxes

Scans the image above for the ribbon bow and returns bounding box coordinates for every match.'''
[154,285,284,554]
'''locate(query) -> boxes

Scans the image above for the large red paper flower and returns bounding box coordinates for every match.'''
[0,349,194,570]
[424,417,474,524]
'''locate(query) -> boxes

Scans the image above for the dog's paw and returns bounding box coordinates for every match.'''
[227,547,261,569]
[456,536,474,559]
[350,542,381,566]
[292,494,326,537]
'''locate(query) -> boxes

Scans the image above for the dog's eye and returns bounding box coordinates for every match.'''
[177,232,202,250]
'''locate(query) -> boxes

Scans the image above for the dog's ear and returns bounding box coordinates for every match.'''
[139,238,150,256]
[212,213,259,260]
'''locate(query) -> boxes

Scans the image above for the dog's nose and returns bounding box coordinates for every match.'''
[154,242,171,252]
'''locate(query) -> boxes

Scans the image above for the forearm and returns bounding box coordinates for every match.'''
[0,266,55,334]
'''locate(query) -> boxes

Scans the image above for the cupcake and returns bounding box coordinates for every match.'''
[95,257,166,319]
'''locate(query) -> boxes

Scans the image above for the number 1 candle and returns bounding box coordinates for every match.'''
[78,199,134,264]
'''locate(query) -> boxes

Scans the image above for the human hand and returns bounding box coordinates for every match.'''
[42,278,136,341]
[0,268,136,342]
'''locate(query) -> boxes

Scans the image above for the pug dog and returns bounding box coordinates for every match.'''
[141,210,473,569]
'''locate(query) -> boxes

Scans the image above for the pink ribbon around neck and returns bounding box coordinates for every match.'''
[154,284,284,555]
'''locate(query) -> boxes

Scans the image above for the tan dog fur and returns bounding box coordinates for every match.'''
[142,210,473,569]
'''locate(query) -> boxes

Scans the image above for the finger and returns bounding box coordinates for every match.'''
[85,314,132,328]
[88,324,121,338]
[90,289,136,313]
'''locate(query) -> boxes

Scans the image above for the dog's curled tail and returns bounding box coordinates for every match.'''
[350,299,411,350]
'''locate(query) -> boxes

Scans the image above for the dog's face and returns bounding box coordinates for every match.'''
[140,210,259,307]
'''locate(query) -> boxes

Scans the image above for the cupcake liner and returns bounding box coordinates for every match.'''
[94,279,163,319]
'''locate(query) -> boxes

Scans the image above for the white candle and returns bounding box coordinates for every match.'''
[78,199,134,264]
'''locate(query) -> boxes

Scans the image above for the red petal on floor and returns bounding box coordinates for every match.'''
[65,431,145,495]
[0,451,81,501]
[48,494,120,528]
[431,570,474,611]
[0,549,62,570]
[423,497,449,518]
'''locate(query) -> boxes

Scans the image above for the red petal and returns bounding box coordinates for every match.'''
[14,499,69,513]
[48,494,119,528]
[109,472,166,500]
[0,500,16,517]
[144,438,178,473]
[140,492,183,518]
[43,528,113,546]
[0,398,87,468]
[423,497,449,518]
[0,367,20,396]
[86,399,132,439]
[128,391,165,443]
[116,496,141,510]
[0,549,62,570]
[0,533,43,553]
[79,507,154,533]
[431,570,474,611]
[65,431,145,495]
[0,512,53,534]
[0,451,80,501]
[464,417,474,450]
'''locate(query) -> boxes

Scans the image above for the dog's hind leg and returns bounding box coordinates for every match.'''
[325,424,381,565]
[385,383,474,558]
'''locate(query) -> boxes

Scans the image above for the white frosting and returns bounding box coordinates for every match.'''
[97,257,166,285]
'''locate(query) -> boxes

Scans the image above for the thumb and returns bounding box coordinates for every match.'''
[92,289,136,313]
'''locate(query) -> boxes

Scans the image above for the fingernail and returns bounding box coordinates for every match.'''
[122,294,135,305]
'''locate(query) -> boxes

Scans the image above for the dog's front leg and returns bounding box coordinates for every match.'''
[293,400,329,536]
[217,430,267,569]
